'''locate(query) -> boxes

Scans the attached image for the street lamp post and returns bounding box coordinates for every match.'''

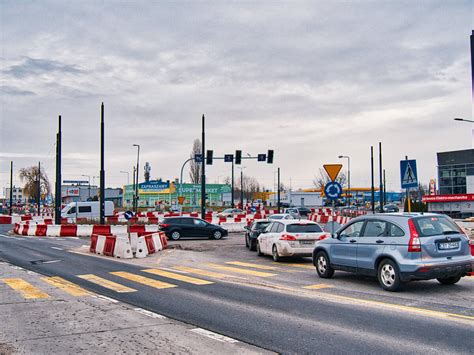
[454,118,474,123]
[338,155,351,207]
[133,144,140,212]
[238,167,246,208]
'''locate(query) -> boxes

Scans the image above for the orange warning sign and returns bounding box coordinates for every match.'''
[323,164,343,182]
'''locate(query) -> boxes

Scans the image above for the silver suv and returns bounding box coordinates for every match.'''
[313,213,473,291]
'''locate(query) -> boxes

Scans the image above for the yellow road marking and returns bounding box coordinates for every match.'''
[41,276,91,296]
[143,269,213,285]
[276,262,315,270]
[225,261,278,270]
[2,278,50,299]
[303,284,333,290]
[206,263,276,277]
[110,271,176,289]
[172,266,227,279]
[77,274,137,293]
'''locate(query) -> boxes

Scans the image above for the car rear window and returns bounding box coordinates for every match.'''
[253,222,270,231]
[413,216,462,237]
[162,218,181,224]
[286,224,322,233]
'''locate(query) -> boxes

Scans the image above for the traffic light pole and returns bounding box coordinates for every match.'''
[370,146,375,214]
[9,161,13,215]
[201,115,206,218]
[99,103,105,225]
[240,169,244,208]
[379,142,383,213]
[231,160,234,208]
[55,115,61,224]
[37,161,41,213]
[277,167,281,213]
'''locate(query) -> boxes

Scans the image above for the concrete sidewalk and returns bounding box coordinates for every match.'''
[0,261,271,355]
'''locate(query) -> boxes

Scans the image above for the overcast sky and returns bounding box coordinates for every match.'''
[0,0,472,194]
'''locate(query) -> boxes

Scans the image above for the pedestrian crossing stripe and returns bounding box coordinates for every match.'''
[142,269,213,285]
[274,262,315,270]
[172,266,227,279]
[225,261,278,270]
[41,276,92,296]
[77,274,137,293]
[205,263,277,277]
[110,271,177,289]
[2,278,50,299]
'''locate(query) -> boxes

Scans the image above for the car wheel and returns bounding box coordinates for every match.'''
[256,242,263,256]
[212,230,223,240]
[272,245,282,262]
[249,239,257,252]
[377,259,401,292]
[245,235,250,249]
[315,251,334,278]
[170,230,181,241]
[437,276,462,285]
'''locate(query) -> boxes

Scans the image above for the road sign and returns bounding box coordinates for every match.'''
[257,154,266,162]
[178,196,185,205]
[323,164,343,182]
[400,160,418,188]
[124,210,134,220]
[194,154,203,163]
[224,154,233,162]
[324,181,342,200]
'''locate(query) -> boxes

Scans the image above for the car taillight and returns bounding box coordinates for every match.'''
[408,219,421,252]
[160,223,169,228]
[319,233,329,240]
[280,234,297,241]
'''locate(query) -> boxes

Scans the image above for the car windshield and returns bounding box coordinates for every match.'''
[253,222,270,230]
[270,215,283,219]
[413,216,462,237]
[222,209,232,213]
[286,224,322,233]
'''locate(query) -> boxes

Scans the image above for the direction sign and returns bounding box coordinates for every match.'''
[257,154,266,162]
[224,154,234,162]
[323,164,343,182]
[124,210,134,220]
[324,181,342,200]
[400,159,418,189]
[194,154,203,163]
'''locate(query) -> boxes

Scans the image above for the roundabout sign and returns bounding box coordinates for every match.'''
[324,181,342,200]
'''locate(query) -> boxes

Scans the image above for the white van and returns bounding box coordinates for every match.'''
[61,201,114,220]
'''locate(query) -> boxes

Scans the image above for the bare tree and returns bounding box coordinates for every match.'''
[236,175,261,201]
[19,166,51,199]
[313,168,347,190]
[189,139,202,183]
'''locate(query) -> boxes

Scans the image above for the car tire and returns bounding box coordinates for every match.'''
[245,235,250,249]
[212,230,223,240]
[437,276,462,285]
[315,251,334,278]
[170,230,181,241]
[256,242,263,256]
[377,259,402,292]
[272,245,282,262]
[249,239,257,252]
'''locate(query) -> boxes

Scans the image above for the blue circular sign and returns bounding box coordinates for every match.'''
[324,181,342,200]
[124,210,134,220]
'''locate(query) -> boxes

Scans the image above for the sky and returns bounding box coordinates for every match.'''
[0,0,472,195]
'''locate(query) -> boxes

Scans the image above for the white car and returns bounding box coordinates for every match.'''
[257,220,328,261]
[268,213,298,220]
[217,208,244,218]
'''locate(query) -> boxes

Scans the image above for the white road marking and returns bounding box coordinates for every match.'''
[95,295,119,303]
[42,260,61,264]
[50,247,63,251]
[9,266,24,270]
[189,328,239,343]
[133,307,167,319]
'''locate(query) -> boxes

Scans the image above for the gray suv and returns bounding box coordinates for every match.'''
[313,213,473,291]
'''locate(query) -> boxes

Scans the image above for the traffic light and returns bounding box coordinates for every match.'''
[206,150,213,165]
[235,150,242,165]
[267,150,274,164]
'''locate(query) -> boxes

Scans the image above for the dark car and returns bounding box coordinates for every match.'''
[159,217,228,241]
[383,204,399,213]
[244,219,271,251]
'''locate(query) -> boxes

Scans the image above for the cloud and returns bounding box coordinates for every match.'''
[3,57,84,78]
[0,85,36,96]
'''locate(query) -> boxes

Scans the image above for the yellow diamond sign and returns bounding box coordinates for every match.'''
[323,164,343,182]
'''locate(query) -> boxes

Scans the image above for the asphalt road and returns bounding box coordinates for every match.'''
[1,225,473,354]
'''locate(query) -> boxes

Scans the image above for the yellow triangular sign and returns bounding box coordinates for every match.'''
[323,164,343,182]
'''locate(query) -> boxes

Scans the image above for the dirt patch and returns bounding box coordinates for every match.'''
[0,343,16,355]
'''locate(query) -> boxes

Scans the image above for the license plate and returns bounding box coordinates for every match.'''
[438,242,459,250]
[300,240,314,246]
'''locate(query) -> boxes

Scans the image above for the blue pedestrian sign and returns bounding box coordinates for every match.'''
[224,154,234,162]
[400,160,418,189]
[124,210,134,221]
[194,154,203,163]
[324,181,342,200]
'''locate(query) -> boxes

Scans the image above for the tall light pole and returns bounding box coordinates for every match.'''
[238,166,246,208]
[133,144,140,212]
[81,175,91,199]
[120,171,130,185]
[338,155,350,207]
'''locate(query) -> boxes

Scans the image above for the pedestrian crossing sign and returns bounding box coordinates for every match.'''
[400,159,418,189]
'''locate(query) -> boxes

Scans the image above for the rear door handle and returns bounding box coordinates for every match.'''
[376,240,384,244]
[350,239,357,243]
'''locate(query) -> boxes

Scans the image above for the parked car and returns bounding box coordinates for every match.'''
[257,220,328,261]
[313,213,473,291]
[217,208,244,218]
[383,204,399,213]
[61,201,114,219]
[159,217,228,241]
[284,207,311,217]
[244,219,271,251]
[268,213,299,220]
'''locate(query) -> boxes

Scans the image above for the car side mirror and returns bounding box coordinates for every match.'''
[331,233,338,239]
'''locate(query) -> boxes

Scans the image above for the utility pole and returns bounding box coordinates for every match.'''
[9,161,13,215]
[201,114,206,218]
[133,144,140,212]
[379,142,383,213]
[99,102,105,224]
[240,169,244,208]
[371,146,375,214]
[277,167,281,213]
[231,159,234,208]
[55,115,61,224]
[383,169,387,206]
[132,166,136,211]
[405,155,411,212]
[37,161,41,213]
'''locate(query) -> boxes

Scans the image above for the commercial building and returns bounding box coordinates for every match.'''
[122,180,232,208]
[422,149,474,217]
[3,187,25,204]
[61,184,123,207]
